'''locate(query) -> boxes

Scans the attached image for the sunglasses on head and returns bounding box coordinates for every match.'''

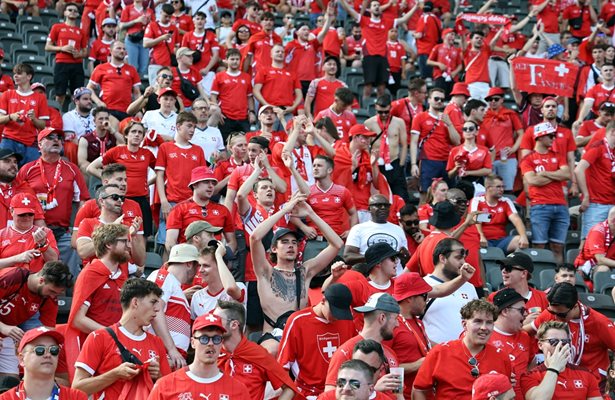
[102,193,125,202]
[336,378,363,390]
[193,334,223,345]
[30,345,61,356]
[541,338,571,346]
[468,357,480,378]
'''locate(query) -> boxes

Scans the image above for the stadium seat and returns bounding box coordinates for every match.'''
[16,15,44,32]
[0,62,13,75]
[28,34,49,54]
[566,248,579,264]
[539,269,555,291]
[479,247,505,271]
[593,271,615,296]
[578,293,615,318]
[47,100,62,111]
[11,43,39,58]
[16,54,47,67]
[23,25,50,44]
[0,13,10,23]
[32,65,54,81]
[565,231,580,252]
[575,272,589,293]
[1,35,23,60]
[352,108,370,124]
[396,88,408,99]
[144,251,163,278]
[0,22,18,37]
[57,296,72,324]
[486,267,503,291]
[40,8,60,27]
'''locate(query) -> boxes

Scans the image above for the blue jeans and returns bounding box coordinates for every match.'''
[0,138,40,166]
[419,159,448,192]
[530,204,570,244]
[488,236,514,253]
[581,203,613,239]
[156,201,177,245]
[493,158,518,191]
[18,312,42,331]
[125,37,148,76]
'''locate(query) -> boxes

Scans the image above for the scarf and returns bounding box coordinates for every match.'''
[376,116,393,171]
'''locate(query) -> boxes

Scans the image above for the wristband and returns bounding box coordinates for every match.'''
[36,242,50,253]
[546,368,560,375]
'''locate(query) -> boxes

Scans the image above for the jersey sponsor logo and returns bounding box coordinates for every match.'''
[317,333,341,362]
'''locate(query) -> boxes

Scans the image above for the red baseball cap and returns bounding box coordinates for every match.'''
[189,166,218,187]
[540,96,558,107]
[158,87,178,99]
[484,87,505,100]
[441,28,455,39]
[37,127,64,143]
[471,373,513,400]
[10,193,38,215]
[18,327,64,353]
[192,313,227,334]
[450,82,470,97]
[393,272,432,301]
[348,125,376,137]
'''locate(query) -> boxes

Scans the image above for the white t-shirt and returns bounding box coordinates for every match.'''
[345,221,408,275]
[62,109,95,140]
[422,274,478,344]
[185,0,217,30]
[191,125,225,162]
[190,282,247,319]
[142,110,177,139]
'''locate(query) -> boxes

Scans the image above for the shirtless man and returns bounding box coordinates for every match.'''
[250,191,344,356]
[364,94,409,203]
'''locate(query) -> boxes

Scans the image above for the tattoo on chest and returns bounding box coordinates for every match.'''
[270,267,305,304]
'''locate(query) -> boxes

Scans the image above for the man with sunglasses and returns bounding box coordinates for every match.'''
[1,327,87,400]
[364,95,409,203]
[520,97,577,199]
[488,252,549,313]
[332,360,376,400]
[481,87,524,193]
[148,313,249,399]
[520,123,571,265]
[413,300,512,399]
[577,63,615,125]
[0,261,72,378]
[575,121,615,243]
[75,184,145,268]
[73,278,171,398]
[214,300,299,400]
[520,321,602,400]
[18,128,89,277]
[489,288,535,399]
[410,88,461,198]
[527,282,615,388]
[398,205,423,256]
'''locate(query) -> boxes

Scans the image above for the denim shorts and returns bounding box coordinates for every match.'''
[529,204,570,244]
[581,203,613,239]
[488,236,514,253]
[419,159,448,192]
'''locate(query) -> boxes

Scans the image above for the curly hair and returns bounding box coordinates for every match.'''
[460,299,498,321]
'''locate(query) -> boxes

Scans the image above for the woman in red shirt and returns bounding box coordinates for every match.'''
[417,178,448,234]
[446,120,493,186]
[119,0,154,76]
[171,0,194,42]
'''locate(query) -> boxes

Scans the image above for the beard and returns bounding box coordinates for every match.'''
[442,265,459,281]
[380,325,394,341]
[111,250,130,264]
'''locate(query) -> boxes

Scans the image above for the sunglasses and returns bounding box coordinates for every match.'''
[238,29,250,33]
[376,109,391,115]
[499,265,526,273]
[336,378,363,390]
[468,357,480,378]
[160,73,173,80]
[547,307,571,319]
[432,96,445,102]
[507,306,527,315]
[462,126,476,132]
[488,97,502,102]
[29,345,61,356]
[102,193,125,202]
[369,203,390,209]
[402,219,419,226]
[541,338,571,346]
[194,335,223,345]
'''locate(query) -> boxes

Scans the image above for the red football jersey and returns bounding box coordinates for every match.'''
[359,15,393,57]
[0,75,14,94]
[463,45,491,84]
[155,142,206,203]
[211,70,253,120]
[76,217,142,265]
[73,198,143,233]
[181,30,219,71]
[149,368,250,399]
[307,183,354,236]
[0,226,58,273]
[246,31,282,73]
[306,78,346,119]
[119,4,154,35]
[488,328,535,399]
[428,43,463,80]
[578,139,615,204]
[469,196,517,239]
[446,145,492,174]
[171,67,203,108]
[411,112,455,161]
[144,21,181,66]
[391,98,423,137]
[519,150,568,206]
[254,65,301,107]
[0,383,87,400]
[415,13,441,55]
[0,181,45,229]
[102,146,156,198]
[48,23,88,64]
[278,308,356,397]
[166,198,235,243]
[520,364,601,399]
[285,39,320,81]
[0,90,49,146]
[90,62,141,113]
[575,221,615,267]
[314,107,356,142]
[75,323,170,399]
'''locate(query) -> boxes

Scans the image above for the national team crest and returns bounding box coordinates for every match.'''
[573,380,583,388]
[243,364,253,374]
[317,333,341,362]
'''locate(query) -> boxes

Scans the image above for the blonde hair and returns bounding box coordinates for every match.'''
[92,224,129,258]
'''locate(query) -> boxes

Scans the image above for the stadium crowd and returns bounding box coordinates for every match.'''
[3,0,615,398]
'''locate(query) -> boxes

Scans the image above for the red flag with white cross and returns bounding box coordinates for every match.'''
[511,57,579,97]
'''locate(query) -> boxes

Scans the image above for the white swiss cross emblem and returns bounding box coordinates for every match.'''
[243,364,253,373]
[317,333,340,362]
[30,304,39,312]
[573,380,583,388]
[127,211,134,217]
[21,197,31,205]
[219,395,229,400]
[554,63,569,77]
[191,155,197,161]
[213,210,219,215]
[205,314,217,322]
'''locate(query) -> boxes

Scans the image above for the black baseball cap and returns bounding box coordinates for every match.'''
[497,252,534,274]
[323,284,353,320]
[492,288,527,312]
[0,149,22,162]
[270,228,305,249]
